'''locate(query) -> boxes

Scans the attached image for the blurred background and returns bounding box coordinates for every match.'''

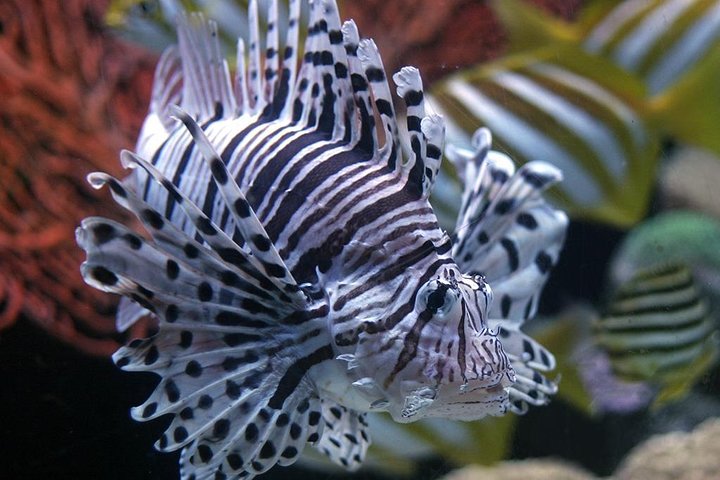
[2,1,720,479]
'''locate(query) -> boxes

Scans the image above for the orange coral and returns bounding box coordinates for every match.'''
[0,0,155,356]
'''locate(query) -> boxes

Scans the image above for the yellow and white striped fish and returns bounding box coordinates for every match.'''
[429,47,658,227]
[595,264,719,406]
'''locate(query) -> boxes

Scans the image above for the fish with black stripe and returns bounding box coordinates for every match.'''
[76,0,568,478]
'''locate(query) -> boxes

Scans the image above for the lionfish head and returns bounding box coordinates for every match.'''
[352,266,515,423]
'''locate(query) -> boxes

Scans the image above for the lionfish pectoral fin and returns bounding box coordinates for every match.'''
[115,296,151,332]
[313,400,370,471]
[78,169,337,478]
[452,130,567,324]
[489,321,558,414]
[169,108,305,306]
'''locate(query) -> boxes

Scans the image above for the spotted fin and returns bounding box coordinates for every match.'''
[313,400,370,471]
[450,128,567,413]
[77,145,337,479]
[451,128,568,324]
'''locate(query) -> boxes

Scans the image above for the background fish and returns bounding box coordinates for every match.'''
[595,264,719,408]
[429,47,658,227]
[76,0,568,478]
[495,0,720,155]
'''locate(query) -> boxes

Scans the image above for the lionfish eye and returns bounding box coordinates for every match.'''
[419,280,457,316]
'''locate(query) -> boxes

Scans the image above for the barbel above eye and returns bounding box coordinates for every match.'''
[418,279,459,316]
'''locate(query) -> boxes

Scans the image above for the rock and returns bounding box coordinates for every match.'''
[614,418,720,480]
[441,459,595,480]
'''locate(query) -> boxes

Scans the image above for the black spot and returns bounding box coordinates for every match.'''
[251,461,263,472]
[334,61,348,78]
[165,380,180,402]
[501,295,511,318]
[108,178,127,197]
[197,282,213,301]
[166,260,180,279]
[540,349,551,367]
[198,395,213,409]
[141,209,165,229]
[500,237,519,271]
[227,453,243,470]
[234,197,251,217]
[275,413,289,427]
[262,261,286,278]
[179,331,193,349]
[523,339,535,361]
[366,67,384,82]
[185,360,203,377]
[297,398,310,413]
[252,234,271,252]
[184,243,200,258]
[328,29,343,44]
[535,251,553,274]
[307,432,319,443]
[244,423,259,442]
[142,402,157,418]
[123,233,142,250]
[477,231,489,244]
[116,356,130,368]
[158,434,168,449]
[174,426,188,443]
[344,433,358,444]
[213,419,230,440]
[226,380,242,399]
[495,198,514,215]
[258,408,271,422]
[214,471,227,480]
[329,407,342,420]
[289,423,301,440]
[92,223,115,244]
[259,441,276,459]
[404,90,423,107]
[166,304,178,323]
[281,446,297,459]
[219,270,239,286]
[91,266,118,286]
[179,407,194,420]
[223,332,260,346]
[194,217,216,235]
[328,437,342,448]
[144,345,159,365]
[197,444,213,463]
[516,212,538,230]
[308,411,320,426]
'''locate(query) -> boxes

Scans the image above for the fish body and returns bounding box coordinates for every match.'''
[595,263,719,407]
[77,0,567,478]
[430,46,658,227]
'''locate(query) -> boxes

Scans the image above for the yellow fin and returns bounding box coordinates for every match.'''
[649,47,720,156]
[651,339,719,410]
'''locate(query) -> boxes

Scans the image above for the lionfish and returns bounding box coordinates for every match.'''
[76,0,568,478]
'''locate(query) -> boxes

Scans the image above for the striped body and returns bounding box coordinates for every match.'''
[430,47,657,227]
[596,264,718,382]
[77,0,567,478]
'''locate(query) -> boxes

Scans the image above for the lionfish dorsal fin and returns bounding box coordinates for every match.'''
[392,66,445,198]
[176,13,236,122]
[313,400,370,471]
[148,46,182,132]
